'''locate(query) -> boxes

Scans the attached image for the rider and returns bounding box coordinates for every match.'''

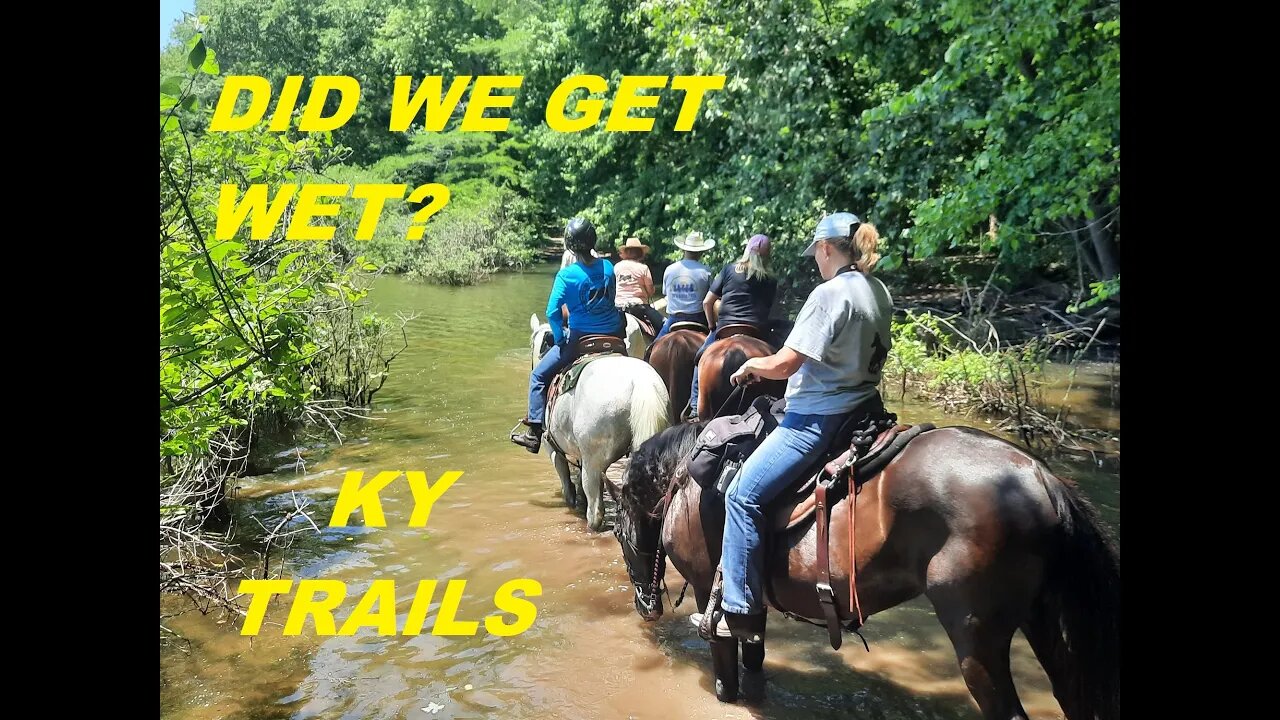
[687,233,778,419]
[511,217,625,454]
[613,237,665,335]
[653,230,715,341]
[692,212,893,641]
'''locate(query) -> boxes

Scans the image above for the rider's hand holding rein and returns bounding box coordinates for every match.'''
[730,347,807,386]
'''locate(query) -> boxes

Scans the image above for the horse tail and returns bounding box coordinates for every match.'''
[1024,466,1120,720]
[628,373,671,452]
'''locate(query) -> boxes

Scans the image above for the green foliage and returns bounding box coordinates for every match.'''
[168,0,1119,300]
[884,309,1045,408]
[1067,274,1120,313]
[161,29,393,479]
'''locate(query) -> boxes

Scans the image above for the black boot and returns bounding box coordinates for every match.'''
[511,423,543,453]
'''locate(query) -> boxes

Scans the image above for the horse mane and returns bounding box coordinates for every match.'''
[622,420,706,519]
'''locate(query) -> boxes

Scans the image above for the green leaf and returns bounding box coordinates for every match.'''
[277,251,304,276]
[201,49,220,75]
[161,115,180,133]
[181,95,199,112]
[208,241,244,263]
[161,94,178,110]
[160,76,184,97]
[188,39,208,71]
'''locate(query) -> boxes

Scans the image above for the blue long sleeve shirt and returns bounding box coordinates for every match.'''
[547,258,620,344]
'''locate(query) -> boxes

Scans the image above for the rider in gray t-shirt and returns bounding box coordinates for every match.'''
[689,211,893,643]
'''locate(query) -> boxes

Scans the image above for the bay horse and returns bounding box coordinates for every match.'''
[645,328,707,422]
[695,334,785,419]
[615,420,1120,719]
[527,314,671,530]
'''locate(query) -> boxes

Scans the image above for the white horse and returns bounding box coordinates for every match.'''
[623,313,648,358]
[528,314,671,530]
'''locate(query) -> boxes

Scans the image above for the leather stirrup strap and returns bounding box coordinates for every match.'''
[699,566,725,641]
[814,481,843,650]
[849,478,864,627]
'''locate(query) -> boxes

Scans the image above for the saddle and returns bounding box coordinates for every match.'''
[770,420,935,649]
[670,320,709,333]
[694,400,936,650]
[620,305,658,338]
[716,323,760,340]
[543,335,628,461]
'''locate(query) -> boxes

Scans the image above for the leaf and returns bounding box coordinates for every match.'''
[160,76,184,97]
[201,48,220,75]
[161,115,180,133]
[208,241,244,264]
[181,95,199,112]
[188,39,208,72]
[277,251,304,276]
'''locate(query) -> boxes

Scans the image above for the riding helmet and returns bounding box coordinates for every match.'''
[565,217,598,256]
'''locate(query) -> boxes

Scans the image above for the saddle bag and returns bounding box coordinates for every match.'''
[686,394,784,494]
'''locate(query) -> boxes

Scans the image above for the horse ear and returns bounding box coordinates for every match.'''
[530,314,540,333]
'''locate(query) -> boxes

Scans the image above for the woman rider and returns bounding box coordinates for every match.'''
[690,212,893,641]
[613,237,665,335]
[688,233,778,419]
[511,217,626,454]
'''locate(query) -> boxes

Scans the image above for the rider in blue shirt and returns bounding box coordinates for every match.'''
[512,217,625,453]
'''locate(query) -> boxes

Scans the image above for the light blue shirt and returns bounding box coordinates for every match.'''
[662,259,712,314]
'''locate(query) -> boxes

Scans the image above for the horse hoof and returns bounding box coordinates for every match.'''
[715,678,738,703]
[741,669,766,703]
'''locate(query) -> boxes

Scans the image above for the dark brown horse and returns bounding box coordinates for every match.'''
[646,328,706,422]
[615,421,1120,719]
[696,335,785,419]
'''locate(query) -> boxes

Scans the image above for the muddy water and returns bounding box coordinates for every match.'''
[160,266,1119,719]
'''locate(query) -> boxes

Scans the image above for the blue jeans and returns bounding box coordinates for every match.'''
[527,325,622,424]
[654,310,708,342]
[721,411,849,614]
[687,326,722,417]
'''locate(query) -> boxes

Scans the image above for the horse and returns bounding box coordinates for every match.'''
[623,310,663,359]
[695,334,785,419]
[645,328,707,422]
[527,314,672,530]
[615,421,1120,719]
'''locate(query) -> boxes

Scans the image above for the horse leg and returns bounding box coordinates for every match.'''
[928,561,1032,720]
[572,465,587,515]
[740,615,767,703]
[552,450,576,509]
[710,635,740,703]
[581,460,607,531]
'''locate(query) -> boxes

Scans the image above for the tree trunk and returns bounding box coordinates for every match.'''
[1067,222,1103,281]
[1087,200,1120,279]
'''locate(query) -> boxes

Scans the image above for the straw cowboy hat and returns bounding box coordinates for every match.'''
[617,237,650,254]
[675,231,715,253]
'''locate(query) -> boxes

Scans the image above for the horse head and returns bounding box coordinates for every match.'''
[613,422,704,621]
[529,313,553,369]
[615,462,666,621]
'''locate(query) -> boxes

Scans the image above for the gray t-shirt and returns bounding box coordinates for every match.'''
[783,270,893,416]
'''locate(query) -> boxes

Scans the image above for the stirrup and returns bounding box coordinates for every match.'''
[698,567,725,640]
[509,425,542,453]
